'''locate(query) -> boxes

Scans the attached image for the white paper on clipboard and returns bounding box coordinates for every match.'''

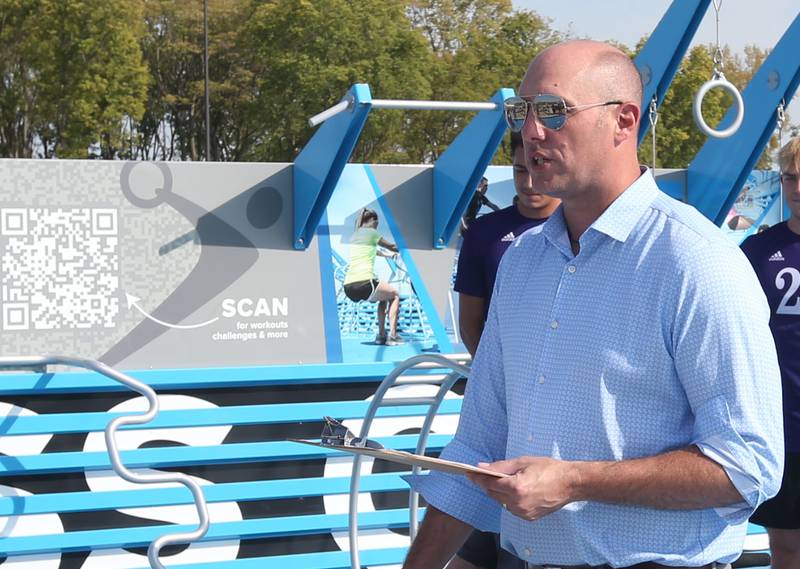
[289,438,509,478]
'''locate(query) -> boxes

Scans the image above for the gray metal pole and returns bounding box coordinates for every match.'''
[308,99,500,128]
[203,0,211,160]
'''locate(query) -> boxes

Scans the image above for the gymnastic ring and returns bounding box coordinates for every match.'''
[692,76,744,139]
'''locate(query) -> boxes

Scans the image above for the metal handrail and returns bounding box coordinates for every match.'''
[0,355,209,569]
[347,353,470,569]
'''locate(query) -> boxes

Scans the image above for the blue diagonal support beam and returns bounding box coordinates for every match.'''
[432,88,514,249]
[293,84,372,250]
[634,0,712,146]
[687,13,800,225]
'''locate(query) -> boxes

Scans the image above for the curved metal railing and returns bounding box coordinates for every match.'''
[0,355,210,569]
[347,353,471,569]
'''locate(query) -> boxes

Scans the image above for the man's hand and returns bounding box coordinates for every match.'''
[466,456,580,521]
[467,447,744,515]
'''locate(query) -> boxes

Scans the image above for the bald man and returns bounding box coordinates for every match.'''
[403,40,783,569]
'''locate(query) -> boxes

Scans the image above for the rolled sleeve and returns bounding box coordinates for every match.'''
[674,243,784,523]
[694,398,784,523]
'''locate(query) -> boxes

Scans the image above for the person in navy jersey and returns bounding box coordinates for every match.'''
[450,131,559,569]
[454,131,560,356]
[742,136,800,569]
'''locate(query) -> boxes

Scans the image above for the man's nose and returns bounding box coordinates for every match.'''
[522,113,546,141]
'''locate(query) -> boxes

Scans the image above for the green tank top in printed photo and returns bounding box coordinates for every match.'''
[344,227,380,285]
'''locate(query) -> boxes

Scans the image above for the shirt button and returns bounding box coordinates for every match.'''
[523,547,532,557]
[567,265,577,273]
[527,433,533,442]
[538,375,545,384]
[550,320,559,329]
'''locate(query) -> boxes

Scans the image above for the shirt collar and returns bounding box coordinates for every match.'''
[542,168,659,250]
[590,168,659,243]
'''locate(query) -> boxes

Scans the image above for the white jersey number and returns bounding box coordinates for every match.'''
[776,267,800,315]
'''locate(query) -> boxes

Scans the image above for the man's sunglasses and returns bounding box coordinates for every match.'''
[503,94,624,132]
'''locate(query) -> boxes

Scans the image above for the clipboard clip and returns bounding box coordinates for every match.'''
[321,416,384,449]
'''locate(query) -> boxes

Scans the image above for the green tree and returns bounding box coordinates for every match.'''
[407,0,512,53]
[0,0,41,157]
[0,0,149,159]
[243,0,432,163]
[138,0,208,161]
[137,0,262,162]
[403,1,560,163]
[34,0,148,158]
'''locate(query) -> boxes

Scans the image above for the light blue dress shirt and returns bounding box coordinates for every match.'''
[411,170,783,567]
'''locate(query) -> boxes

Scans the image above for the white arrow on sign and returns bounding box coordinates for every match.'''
[125,293,219,330]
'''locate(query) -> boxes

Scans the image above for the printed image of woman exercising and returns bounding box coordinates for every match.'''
[342,208,403,346]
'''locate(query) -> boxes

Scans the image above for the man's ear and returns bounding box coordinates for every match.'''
[615,102,640,143]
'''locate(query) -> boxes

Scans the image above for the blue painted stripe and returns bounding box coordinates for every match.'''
[133,548,410,569]
[0,472,412,516]
[316,209,344,363]
[0,433,453,475]
[0,361,457,394]
[3,510,770,559]
[1,508,420,555]
[363,164,453,353]
[0,398,462,436]
[128,548,411,569]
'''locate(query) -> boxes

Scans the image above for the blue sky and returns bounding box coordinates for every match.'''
[510,1,800,121]
[511,1,799,55]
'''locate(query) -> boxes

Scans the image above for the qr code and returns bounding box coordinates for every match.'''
[1,208,119,330]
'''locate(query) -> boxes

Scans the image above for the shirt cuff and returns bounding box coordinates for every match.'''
[696,437,757,523]
[692,393,783,524]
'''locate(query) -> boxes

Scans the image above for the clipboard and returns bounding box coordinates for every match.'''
[289,438,508,478]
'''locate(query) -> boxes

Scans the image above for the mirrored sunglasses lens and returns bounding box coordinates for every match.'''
[533,98,567,130]
[504,98,527,132]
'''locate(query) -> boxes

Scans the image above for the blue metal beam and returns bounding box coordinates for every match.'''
[634,0,712,146]
[293,84,372,250]
[687,14,800,224]
[432,88,514,249]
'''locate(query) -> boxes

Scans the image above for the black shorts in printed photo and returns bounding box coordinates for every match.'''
[751,452,800,529]
[343,279,378,302]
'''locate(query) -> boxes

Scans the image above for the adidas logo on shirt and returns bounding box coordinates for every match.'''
[501,232,516,242]
[769,251,785,262]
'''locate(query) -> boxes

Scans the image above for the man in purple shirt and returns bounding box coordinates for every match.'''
[454,131,560,356]
[450,130,559,569]
[742,136,800,569]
